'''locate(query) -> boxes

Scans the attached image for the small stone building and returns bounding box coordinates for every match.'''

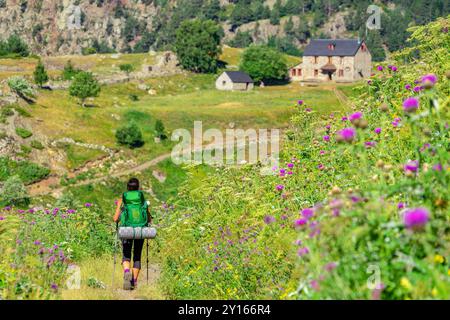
[216,71,254,91]
[290,39,372,83]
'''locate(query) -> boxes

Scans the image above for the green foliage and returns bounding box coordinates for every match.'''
[158,16,450,300]
[155,119,167,140]
[62,60,81,81]
[0,35,29,58]
[15,127,33,139]
[30,140,44,150]
[7,77,35,101]
[239,45,288,83]
[33,60,49,87]
[69,71,101,106]
[0,157,50,185]
[119,63,134,76]
[115,122,144,148]
[174,19,224,73]
[0,175,29,206]
[228,31,253,48]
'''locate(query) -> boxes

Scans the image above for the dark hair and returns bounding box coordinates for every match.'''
[127,178,140,191]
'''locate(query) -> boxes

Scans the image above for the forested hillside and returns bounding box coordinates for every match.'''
[0,0,448,60]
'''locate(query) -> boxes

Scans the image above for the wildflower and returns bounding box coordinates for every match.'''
[421,74,438,88]
[85,203,92,208]
[341,116,348,121]
[310,280,320,291]
[330,199,344,210]
[413,86,423,92]
[16,240,22,245]
[67,209,76,214]
[377,65,383,71]
[371,284,385,300]
[34,240,42,246]
[263,215,276,225]
[5,206,11,211]
[287,162,294,169]
[397,202,406,210]
[434,255,445,264]
[0,216,4,221]
[276,184,284,191]
[324,262,337,272]
[349,111,363,123]
[317,164,325,170]
[298,100,303,105]
[403,97,419,113]
[405,84,411,90]
[319,150,326,155]
[323,135,330,142]
[403,207,429,230]
[365,141,376,148]
[432,163,443,171]
[400,277,412,290]
[374,127,381,134]
[295,218,307,227]
[305,108,312,112]
[301,208,314,219]
[297,247,309,257]
[51,283,58,291]
[404,160,419,173]
[47,255,56,266]
[294,239,302,246]
[38,248,45,255]
[336,127,356,143]
[28,208,35,213]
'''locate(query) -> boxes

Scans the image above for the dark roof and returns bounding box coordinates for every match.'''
[303,39,363,57]
[224,71,254,83]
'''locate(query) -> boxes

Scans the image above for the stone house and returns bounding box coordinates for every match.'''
[216,71,254,91]
[290,39,372,83]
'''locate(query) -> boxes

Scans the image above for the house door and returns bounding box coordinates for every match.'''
[328,72,333,81]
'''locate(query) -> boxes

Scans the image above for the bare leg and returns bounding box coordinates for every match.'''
[132,268,140,282]
[123,261,131,271]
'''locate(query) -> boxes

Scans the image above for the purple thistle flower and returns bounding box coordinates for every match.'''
[341,116,348,121]
[84,203,92,208]
[297,247,310,257]
[298,100,304,105]
[421,74,438,85]
[305,108,312,112]
[349,111,363,123]
[34,240,42,246]
[287,163,294,169]
[374,127,381,134]
[276,184,284,191]
[432,163,443,171]
[404,160,419,173]
[324,262,337,272]
[403,208,429,230]
[364,141,376,148]
[16,239,22,245]
[336,127,356,143]
[323,135,330,142]
[403,97,419,113]
[51,283,58,290]
[5,206,11,211]
[317,164,325,170]
[295,218,308,227]
[405,84,411,90]
[301,208,314,219]
[377,65,383,71]
[398,202,406,210]
[413,86,423,92]
[264,215,276,225]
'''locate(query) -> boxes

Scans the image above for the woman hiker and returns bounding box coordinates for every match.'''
[113,178,152,290]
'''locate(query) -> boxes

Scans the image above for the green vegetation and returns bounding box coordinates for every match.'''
[174,19,224,73]
[69,71,101,107]
[62,60,81,81]
[0,35,29,58]
[0,175,29,206]
[15,127,33,139]
[119,63,134,78]
[7,77,35,102]
[115,122,144,148]
[0,157,50,185]
[33,60,49,87]
[156,16,450,300]
[30,140,44,150]
[240,45,288,83]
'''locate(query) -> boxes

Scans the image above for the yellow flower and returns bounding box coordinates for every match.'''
[431,288,438,297]
[400,277,412,290]
[434,255,445,264]
[447,269,450,276]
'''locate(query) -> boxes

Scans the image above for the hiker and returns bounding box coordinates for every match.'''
[113,178,152,290]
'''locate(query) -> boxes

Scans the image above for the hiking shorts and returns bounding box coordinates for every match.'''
[122,239,144,269]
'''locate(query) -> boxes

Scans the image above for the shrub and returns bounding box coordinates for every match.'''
[62,60,81,80]
[30,140,44,150]
[69,71,101,107]
[33,60,49,87]
[7,77,35,102]
[0,175,29,206]
[155,119,167,140]
[115,122,144,148]
[15,127,33,139]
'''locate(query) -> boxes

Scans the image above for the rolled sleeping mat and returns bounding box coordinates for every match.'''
[118,227,157,240]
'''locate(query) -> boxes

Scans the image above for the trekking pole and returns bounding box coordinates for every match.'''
[146,239,149,285]
[112,221,119,289]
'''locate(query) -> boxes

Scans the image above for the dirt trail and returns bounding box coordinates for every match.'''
[29,135,273,197]
[333,88,355,109]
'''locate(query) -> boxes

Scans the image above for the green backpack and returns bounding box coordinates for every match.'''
[120,190,148,228]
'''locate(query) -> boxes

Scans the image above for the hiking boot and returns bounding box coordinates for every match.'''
[123,270,132,290]
[131,278,137,290]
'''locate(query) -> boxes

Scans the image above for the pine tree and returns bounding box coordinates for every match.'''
[33,60,49,88]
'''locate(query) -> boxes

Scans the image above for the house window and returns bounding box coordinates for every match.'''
[298,69,302,76]
[314,56,318,64]
[314,69,318,77]
[338,69,344,77]
[291,69,296,77]
[222,81,226,86]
